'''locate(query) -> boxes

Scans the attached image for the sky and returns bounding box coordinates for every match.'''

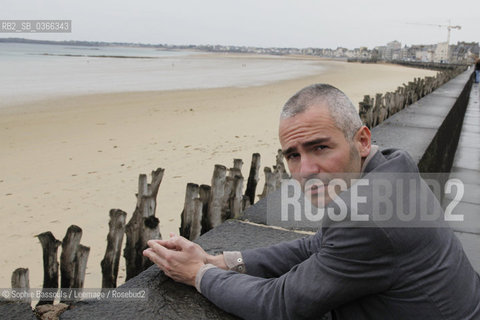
[1,0,478,49]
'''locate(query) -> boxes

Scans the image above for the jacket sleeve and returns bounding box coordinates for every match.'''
[240,230,323,278]
[200,227,396,320]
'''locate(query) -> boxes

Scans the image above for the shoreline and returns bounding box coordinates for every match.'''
[0,59,433,115]
[0,60,437,290]
[0,49,333,110]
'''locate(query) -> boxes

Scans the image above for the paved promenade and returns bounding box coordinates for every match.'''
[447,81,480,273]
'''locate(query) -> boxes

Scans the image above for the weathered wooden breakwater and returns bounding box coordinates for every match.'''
[359,66,466,128]
[6,63,469,317]
[180,150,288,241]
[8,150,290,309]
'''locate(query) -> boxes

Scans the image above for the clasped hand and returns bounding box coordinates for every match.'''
[143,233,207,287]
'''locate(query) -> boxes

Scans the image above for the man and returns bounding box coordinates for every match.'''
[144,84,480,319]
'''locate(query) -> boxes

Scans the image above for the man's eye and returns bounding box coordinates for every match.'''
[286,153,300,160]
[314,145,327,151]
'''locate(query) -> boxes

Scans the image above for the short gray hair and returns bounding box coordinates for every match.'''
[280,84,363,140]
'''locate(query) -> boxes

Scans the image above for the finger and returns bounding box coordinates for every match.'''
[147,239,171,250]
[169,235,193,250]
[150,239,178,250]
[142,248,155,259]
[148,240,178,262]
[143,248,168,268]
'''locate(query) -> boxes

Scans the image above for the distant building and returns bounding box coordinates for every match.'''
[374,46,387,60]
[359,47,371,59]
[387,40,402,50]
[334,47,348,58]
[434,42,450,63]
[399,46,410,61]
[416,50,434,62]
[450,42,479,64]
[384,41,401,60]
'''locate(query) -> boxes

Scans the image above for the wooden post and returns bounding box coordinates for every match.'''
[245,153,261,206]
[222,177,235,220]
[60,225,82,291]
[124,168,164,280]
[206,165,226,230]
[275,149,288,178]
[73,244,90,289]
[230,173,244,219]
[101,209,127,289]
[376,93,387,125]
[190,198,203,241]
[36,232,61,306]
[274,149,289,188]
[229,166,242,178]
[242,195,251,211]
[11,268,30,304]
[199,184,211,235]
[373,93,382,127]
[259,167,276,199]
[180,183,200,239]
[60,225,88,304]
[233,159,243,171]
[141,215,160,270]
[359,95,374,128]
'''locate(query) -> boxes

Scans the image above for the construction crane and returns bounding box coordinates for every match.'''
[407,21,461,45]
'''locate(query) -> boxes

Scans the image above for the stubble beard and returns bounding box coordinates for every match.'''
[307,143,361,209]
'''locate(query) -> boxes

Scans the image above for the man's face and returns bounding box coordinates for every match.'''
[279,104,369,207]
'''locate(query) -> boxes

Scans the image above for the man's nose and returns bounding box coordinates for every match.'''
[299,154,319,178]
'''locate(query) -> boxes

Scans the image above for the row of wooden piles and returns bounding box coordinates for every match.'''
[359,66,467,128]
[179,150,289,241]
[10,150,289,307]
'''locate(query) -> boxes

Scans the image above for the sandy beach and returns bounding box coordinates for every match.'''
[0,55,437,290]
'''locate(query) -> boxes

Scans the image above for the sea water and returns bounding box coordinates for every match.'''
[0,42,325,108]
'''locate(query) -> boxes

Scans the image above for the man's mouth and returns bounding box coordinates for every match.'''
[305,183,326,196]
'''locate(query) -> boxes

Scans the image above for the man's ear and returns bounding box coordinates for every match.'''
[355,126,371,158]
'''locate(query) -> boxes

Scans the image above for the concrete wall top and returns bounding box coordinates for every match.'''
[60,220,306,320]
[371,69,473,165]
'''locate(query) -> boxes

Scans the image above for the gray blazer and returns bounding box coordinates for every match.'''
[200,149,480,319]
